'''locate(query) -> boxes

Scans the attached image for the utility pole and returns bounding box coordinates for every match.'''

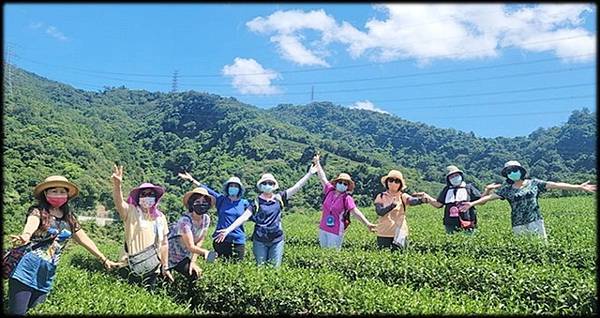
[171,69,178,93]
[4,44,13,97]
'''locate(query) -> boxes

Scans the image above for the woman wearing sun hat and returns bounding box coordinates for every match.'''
[460,160,596,240]
[414,165,499,235]
[313,154,377,249]
[166,187,215,283]
[178,172,250,261]
[7,175,119,315]
[373,169,432,249]
[214,165,316,267]
[111,165,173,288]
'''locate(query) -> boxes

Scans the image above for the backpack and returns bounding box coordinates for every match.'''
[444,185,476,230]
[323,188,351,229]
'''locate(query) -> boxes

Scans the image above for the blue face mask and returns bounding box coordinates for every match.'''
[449,175,463,186]
[228,186,240,197]
[336,182,348,192]
[507,171,522,181]
[260,184,274,194]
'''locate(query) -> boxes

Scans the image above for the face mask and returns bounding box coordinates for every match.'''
[228,186,240,197]
[260,184,274,194]
[449,175,463,186]
[46,194,68,208]
[336,182,348,192]
[192,202,211,215]
[507,171,522,181]
[139,196,156,209]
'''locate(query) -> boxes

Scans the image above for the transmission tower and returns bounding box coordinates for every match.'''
[171,70,178,93]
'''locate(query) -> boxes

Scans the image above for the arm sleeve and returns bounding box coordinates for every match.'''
[375,203,396,216]
[495,186,507,200]
[280,191,290,207]
[286,171,312,198]
[201,183,222,200]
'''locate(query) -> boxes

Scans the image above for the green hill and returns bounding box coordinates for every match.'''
[2,65,596,230]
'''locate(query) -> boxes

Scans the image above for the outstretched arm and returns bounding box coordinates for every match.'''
[214,208,253,243]
[72,229,119,270]
[350,207,377,232]
[412,192,443,208]
[546,181,596,192]
[286,166,317,198]
[178,172,221,199]
[460,193,501,211]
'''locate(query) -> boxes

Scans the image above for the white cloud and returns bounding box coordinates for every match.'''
[29,21,69,41]
[350,100,388,114]
[29,21,44,29]
[45,26,69,41]
[222,58,281,95]
[247,4,596,65]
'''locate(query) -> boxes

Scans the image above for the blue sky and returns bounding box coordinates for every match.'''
[4,3,597,138]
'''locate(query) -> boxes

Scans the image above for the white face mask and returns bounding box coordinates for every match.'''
[449,175,463,186]
[139,197,156,209]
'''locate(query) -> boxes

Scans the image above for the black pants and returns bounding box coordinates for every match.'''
[7,278,48,316]
[213,241,245,261]
[170,257,199,282]
[376,236,406,251]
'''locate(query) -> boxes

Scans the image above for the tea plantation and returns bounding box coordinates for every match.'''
[4,196,596,315]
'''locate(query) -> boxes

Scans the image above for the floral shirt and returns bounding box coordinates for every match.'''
[11,207,81,292]
[167,213,210,269]
[495,178,548,227]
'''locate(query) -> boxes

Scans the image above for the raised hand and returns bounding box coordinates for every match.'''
[112,164,123,185]
[580,181,596,193]
[178,172,194,182]
[309,163,318,174]
[312,153,321,167]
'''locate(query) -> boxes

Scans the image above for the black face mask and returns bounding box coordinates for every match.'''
[192,203,210,215]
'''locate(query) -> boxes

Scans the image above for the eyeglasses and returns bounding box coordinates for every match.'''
[387,178,402,184]
[261,181,275,186]
[337,181,349,186]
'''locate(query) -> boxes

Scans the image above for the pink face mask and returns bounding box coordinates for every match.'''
[46,194,68,208]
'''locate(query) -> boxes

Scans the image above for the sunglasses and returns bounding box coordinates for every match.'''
[140,190,156,197]
[261,181,275,186]
[337,181,349,186]
[387,178,402,184]
[506,167,521,174]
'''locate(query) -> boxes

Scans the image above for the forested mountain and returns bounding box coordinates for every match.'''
[3,65,596,227]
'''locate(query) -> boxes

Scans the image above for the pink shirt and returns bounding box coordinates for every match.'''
[319,183,356,235]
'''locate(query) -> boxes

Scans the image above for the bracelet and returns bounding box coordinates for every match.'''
[101,257,108,265]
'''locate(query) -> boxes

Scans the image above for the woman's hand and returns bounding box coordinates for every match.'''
[112,164,123,186]
[214,229,230,244]
[485,183,502,192]
[178,172,194,182]
[103,259,120,271]
[189,262,203,278]
[10,234,30,247]
[579,181,596,193]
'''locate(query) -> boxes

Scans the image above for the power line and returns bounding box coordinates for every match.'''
[282,66,595,96]
[365,94,595,111]
[427,110,575,120]
[7,34,594,78]
[11,52,595,92]
[311,82,595,102]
